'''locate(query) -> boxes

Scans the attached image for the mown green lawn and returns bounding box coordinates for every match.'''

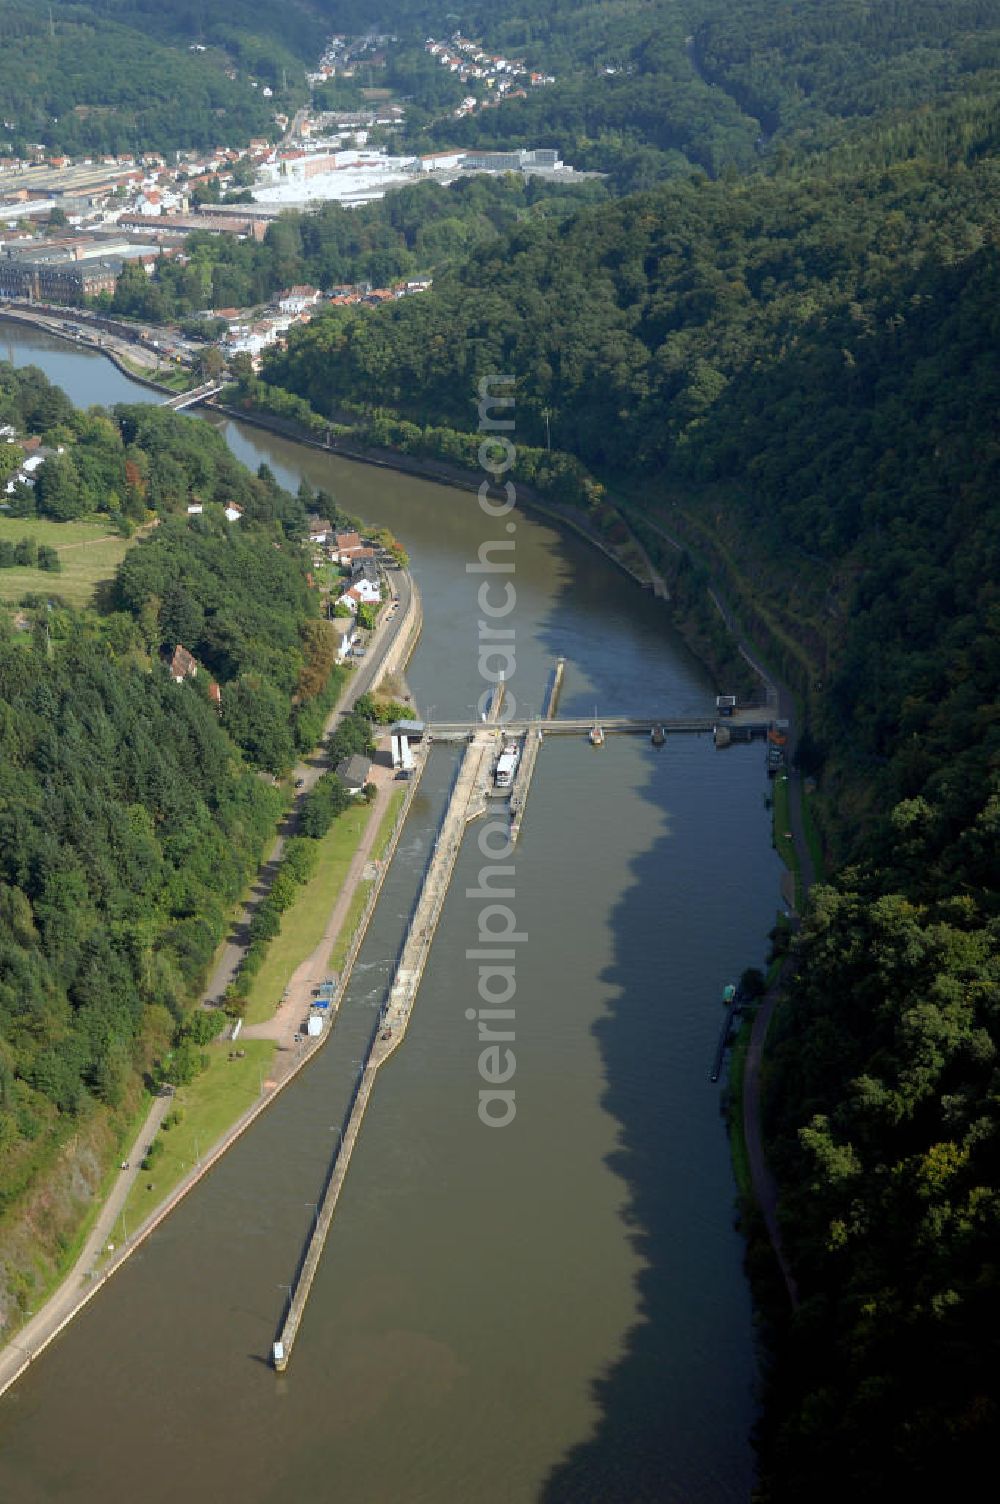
[242,801,378,1026]
[0,516,132,607]
[328,789,405,975]
[771,773,801,909]
[113,1039,276,1245]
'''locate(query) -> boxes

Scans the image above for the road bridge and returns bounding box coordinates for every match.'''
[425,702,776,744]
[162,380,224,410]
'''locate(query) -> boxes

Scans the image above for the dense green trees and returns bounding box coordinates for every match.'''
[299,772,351,839]
[9,0,1000,171]
[0,538,60,572]
[330,0,1000,187]
[759,881,999,1498]
[263,146,1000,494]
[0,621,282,1204]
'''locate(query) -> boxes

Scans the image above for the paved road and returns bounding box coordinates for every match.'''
[0,303,181,380]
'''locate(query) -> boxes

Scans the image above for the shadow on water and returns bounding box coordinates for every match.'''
[540,816,753,1503]
[528,548,761,1503]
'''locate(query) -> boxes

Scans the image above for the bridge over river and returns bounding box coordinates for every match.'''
[424,705,776,742]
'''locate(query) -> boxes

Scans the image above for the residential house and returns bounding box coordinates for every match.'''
[308,514,334,543]
[278,285,321,314]
[335,754,372,795]
[349,556,380,584]
[333,529,367,564]
[336,578,381,613]
[223,503,243,523]
[4,447,52,495]
[169,644,198,681]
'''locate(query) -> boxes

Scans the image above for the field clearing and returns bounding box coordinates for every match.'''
[0,516,131,606]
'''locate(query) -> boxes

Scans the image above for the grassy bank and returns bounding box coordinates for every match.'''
[242,799,379,1026]
[0,1087,154,1336]
[801,785,826,882]
[112,1040,276,1247]
[771,773,801,910]
[328,789,405,976]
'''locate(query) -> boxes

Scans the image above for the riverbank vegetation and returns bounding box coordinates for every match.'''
[240,792,376,1028]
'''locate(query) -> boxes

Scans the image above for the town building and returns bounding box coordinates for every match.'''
[0,249,120,302]
[333,529,366,563]
[418,151,464,172]
[462,147,562,172]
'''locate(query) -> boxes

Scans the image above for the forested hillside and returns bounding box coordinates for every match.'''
[14,1,1000,173]
[252,8,1000,1494]
[362,0,1000,186]
[0,368,343,1309]
[0,0,316,155]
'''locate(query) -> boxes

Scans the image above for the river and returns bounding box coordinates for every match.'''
[0,323,780,1502]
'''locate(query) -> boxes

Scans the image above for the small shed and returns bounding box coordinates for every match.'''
[389,720,425,740]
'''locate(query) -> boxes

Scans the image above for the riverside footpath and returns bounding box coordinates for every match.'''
[0,570,422,1399]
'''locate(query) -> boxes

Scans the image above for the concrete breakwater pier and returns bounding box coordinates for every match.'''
[272,684,506,1371]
